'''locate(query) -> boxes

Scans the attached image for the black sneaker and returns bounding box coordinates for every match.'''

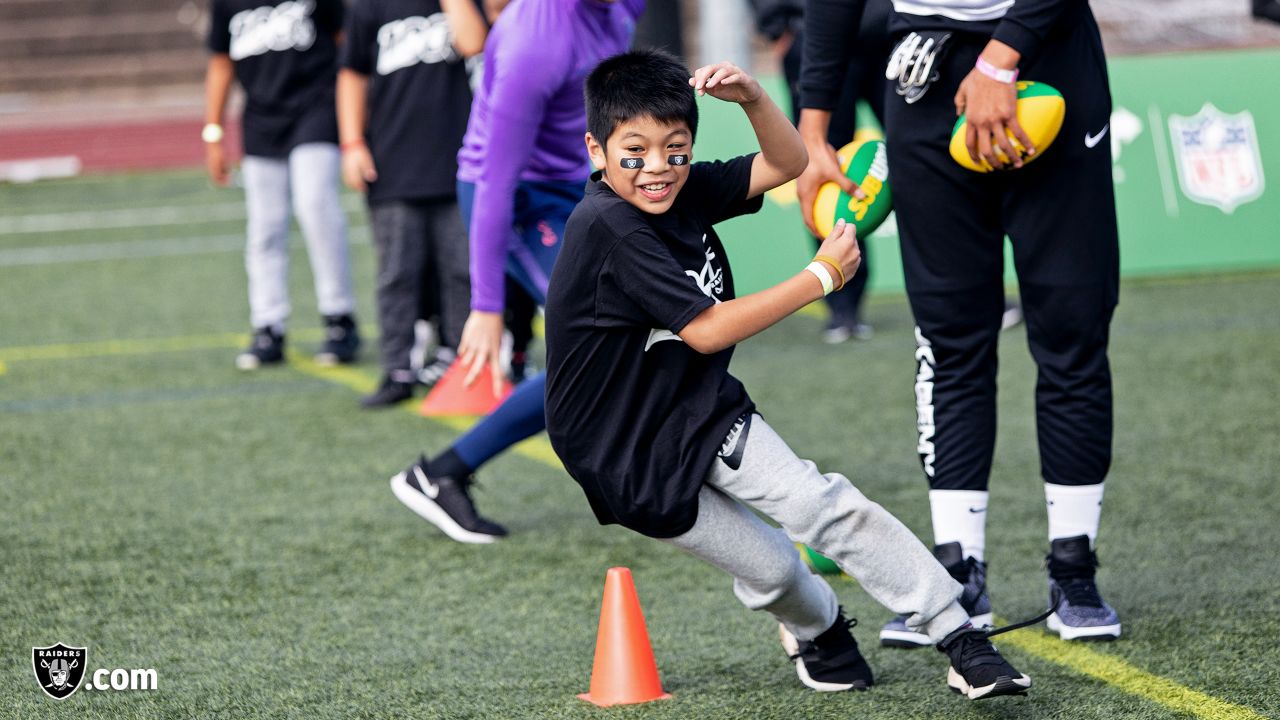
[389,457,508,544]
[881,542,992,648]
[360,375,415,408]
[315,314,360,366]
[938,625,1031,700]
[779,609,873,691]
[236,327,284,370]
[417,348,456,388]
[1046,535,1121,640]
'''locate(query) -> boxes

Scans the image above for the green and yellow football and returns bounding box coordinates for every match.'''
[811,137,893,240]
[949,80,1066,172]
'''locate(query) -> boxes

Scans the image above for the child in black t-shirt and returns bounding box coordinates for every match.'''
[337,0,488,407]
[544,50,1033,701]
[205,0,360,369]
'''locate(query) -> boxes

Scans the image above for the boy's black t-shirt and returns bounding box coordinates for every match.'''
[545,154,764,539]
[208,0,344,158]
[340,0,476,203]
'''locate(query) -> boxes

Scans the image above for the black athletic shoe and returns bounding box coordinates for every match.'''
[881,542,992,648]
[361,375,415,408]
[938,625,1031,700]
[315,314,360,366]
[779,609,874,691]
[236,327,285,370]
[389,457,508,544]
[1046,535,1121,640]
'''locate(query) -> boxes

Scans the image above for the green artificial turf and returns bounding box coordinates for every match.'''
[1,171,1277,719]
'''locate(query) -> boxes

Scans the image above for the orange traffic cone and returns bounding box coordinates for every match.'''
[419,361,512,417]
[578,567,672,706]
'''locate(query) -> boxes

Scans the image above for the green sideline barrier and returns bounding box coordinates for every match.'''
[697,48,1280,295]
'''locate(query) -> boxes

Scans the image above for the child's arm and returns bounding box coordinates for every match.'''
[203,54,234,187]
[681,220,859,354]
[442,0,489,57]
[690,61,807,199]
[336,69,376,191]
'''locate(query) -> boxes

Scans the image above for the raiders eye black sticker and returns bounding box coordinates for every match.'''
[619,157,644,170]
[669,154,689,166]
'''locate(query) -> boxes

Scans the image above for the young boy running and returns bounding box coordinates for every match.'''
[544,49,1032,700]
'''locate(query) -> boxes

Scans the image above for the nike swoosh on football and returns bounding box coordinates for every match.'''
[1084,124,1109,148]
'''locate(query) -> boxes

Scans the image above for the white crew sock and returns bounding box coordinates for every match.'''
[928,489,989,561]
[1045,482,1105,546]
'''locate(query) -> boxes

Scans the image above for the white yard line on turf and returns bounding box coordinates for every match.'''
[0,228,370,267]
[0,196,364,235]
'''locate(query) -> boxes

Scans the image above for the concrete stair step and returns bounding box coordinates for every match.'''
[0,48,206,94]
[0,12,201,60]
[0,0,183,22]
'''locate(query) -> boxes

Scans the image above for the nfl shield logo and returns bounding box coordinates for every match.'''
[32,643,88,700]
[1168,103,1266,213]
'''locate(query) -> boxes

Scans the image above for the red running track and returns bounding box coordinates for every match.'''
[0,118,242,173]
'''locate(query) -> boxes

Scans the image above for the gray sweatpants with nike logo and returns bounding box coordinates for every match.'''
[661,414,969,642]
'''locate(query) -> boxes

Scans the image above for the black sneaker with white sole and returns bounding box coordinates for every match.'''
[236,327,285,370]
[937,625,1030,700]
[779,609,873,692]
[935,597,1062,701]
[881,542,993,648]
[390,457,507,544]
[315,314,360,365]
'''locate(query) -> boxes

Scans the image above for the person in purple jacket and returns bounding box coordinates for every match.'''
[388,0,645,544]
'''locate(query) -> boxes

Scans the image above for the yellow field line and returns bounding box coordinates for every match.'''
[0,332,248,363]
[1,326,1269,719]
[0,328,326,363]
[994,625,1267,720]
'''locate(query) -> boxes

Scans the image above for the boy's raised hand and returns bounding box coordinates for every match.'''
[689,61,762,105]
[815,218,862,287]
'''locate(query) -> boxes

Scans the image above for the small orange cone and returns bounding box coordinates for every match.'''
[419,361,512,417]
[578,567,672,707]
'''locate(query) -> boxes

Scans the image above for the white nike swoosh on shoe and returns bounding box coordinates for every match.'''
[1085,124,1109,148]
[390,473,497,544]
[412,465,439,499]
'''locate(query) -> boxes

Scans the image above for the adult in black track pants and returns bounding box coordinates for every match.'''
[753,0,894,343]
[798,0,1122,644]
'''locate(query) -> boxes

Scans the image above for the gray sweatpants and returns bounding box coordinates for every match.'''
[241,143,356,330]
[368,198,470,377]
[662,414,969,642]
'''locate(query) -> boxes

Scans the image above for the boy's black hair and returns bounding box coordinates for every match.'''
[585,48,698,151]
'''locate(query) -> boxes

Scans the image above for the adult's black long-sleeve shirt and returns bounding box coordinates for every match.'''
[800,0,1082,111]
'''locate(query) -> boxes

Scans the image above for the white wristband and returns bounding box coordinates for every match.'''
[805,262,835,296]
[201,123,224,144]
[975,56,1018,84]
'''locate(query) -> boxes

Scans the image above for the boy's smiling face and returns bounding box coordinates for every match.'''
[586,114,693,215]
